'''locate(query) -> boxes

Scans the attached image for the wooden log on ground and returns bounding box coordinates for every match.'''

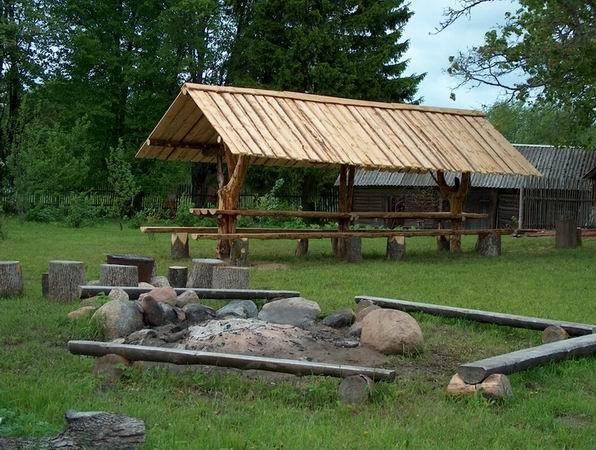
[170,233,190,259]
[555,217,580,248]
[0,261,24,297]
[354,296,596,336]
[446,373,513,399]
[386,236,406,261]
[48,260,85,302]
[295,238,309,257]
[212,266,250,289]
[338,374,373,404]
[68,340,396,381]
[80,285,300,300]
[168,266,188,289]
[106,254,155,283]
[41,272,49,298]
[344,236,362,262]
[0,410,145,449]
[458,334,596,384]
[475,232,501,256]
[100,264,138,287]
[230,238,249,266]
[186,258,224,288]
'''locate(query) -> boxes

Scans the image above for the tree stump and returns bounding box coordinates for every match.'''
[475,232,501,257]
[106,254,155,283]
[542,325,569,344]
[437,235,450,252]
[295,238,309,257]
[100,264,138,287]
[344,237,362,263]
[170,233,190,259]
[446,373,513,400]
[0,261,24,297]
[186,258,225,288]
[212,266,250,289]
[230,238,249,266]
[48,260,86,302]
[168,266,188,289]
[386,236,406,261]
[338,374,373,404]
[555,217,580,248]
[41,272,49,298]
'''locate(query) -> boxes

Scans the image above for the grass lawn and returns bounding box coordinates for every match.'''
[0,217,595,449]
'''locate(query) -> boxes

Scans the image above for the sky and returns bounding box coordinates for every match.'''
[402,0,520,110]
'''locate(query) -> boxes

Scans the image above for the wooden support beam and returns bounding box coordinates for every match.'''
[80,285,300,300]
[354,296,595,336]
[147,139,219,154]
[68,341,397,381]
[458,334,596,384]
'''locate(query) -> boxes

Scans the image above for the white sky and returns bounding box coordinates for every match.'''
[403,0,520,109]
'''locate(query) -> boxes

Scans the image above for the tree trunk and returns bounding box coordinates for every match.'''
[434,171,471,253]
[99,264,138,287]
[335,165,355,259]
[212,266,250,289]
[0,261,23,297]
[295,238,309,256]
[386,236,406,261]
[168,266,188,289]
[48,260,86,302]
[186,258,224,288]
[170,233,190,259]
[230,238,249,266]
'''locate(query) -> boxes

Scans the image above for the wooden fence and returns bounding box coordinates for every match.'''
[522,188,593,229]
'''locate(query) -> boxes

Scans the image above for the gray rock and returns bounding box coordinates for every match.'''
[356,304,381,322]
[92,300,143,340]
[321,308,355,328]
[80,296,102,308]
[108,288,129,302]
[183,303,216,323]
[137,295,166,326]
[360,309,423,354]
[216,300,258,319]
[348,322,362,338]
[67,306,96,320]
[150,276,171,288]
[334,339,359,348]
[258,297,321,329]
[138,282,155,289]
[160,303,185,324]
[176,290,200,307]
[139,287,177,305]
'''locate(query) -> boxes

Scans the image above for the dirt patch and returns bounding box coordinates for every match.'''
[252,262,289,271]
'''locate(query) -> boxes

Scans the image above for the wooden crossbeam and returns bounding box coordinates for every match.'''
[146,139,219,153]
[354,296,595,337]
[140,227,314,234]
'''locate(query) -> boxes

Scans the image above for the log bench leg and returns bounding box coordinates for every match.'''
[437,235,450,252]
[295,238,309,257]
[230,238,249,266]
[386,236,406,261]
[171,233,190,259]
[475,232,501,257]
[344,237,362,263]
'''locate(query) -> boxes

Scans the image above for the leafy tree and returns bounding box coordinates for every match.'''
[106,140,140,225]
[445,0,595,142]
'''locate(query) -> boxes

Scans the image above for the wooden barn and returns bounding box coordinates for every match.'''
[585,165,596,224]
[352,145,596,230]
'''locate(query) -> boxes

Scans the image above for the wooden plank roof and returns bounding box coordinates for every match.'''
[136,83,541,176]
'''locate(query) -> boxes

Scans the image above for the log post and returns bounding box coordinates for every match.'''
[434,171,471,253]
[212,266,250,289]
[186,258,224,288]
[99,264,138,287]
[436,235,450,252]
[171,233,190,259]
[168,266,188,289]
[335,165,356,258]
[216,146,249,260]
[41,272,49,298]
[0,261,24,297]
[230,238,249,266]
[386,236,406,261]
[295,238,309,257]
[475,232,501,256]
[555,216,580,248]
[344,236,362,262]
[48,260,86,302]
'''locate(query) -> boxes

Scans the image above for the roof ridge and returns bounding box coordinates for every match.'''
[182,83,485,117]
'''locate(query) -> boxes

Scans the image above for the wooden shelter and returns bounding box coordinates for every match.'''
[136,83,540,256]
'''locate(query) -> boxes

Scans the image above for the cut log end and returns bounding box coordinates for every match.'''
[338,374,373,404]
[168,266,189,289]
[446,373,513,400]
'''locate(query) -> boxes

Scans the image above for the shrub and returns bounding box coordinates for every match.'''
[64,193,101,228]
[25,204,62,223]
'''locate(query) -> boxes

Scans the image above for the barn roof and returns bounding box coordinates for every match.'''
[353,145,596,191]
[136,83,539,176]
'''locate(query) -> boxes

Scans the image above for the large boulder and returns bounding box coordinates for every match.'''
[183,304,216,324]
[176,290,200,307]
[67,306,97,321]
[92,300,143,340]
[360,309,423,354]
[150,276,171,288]
[140,287,177,306]
[321,309,355,328]
[258,297,320,328]
[108,288,129,302]
[137,295,183,326]
[216,300,258,319]
[355,304,381,322]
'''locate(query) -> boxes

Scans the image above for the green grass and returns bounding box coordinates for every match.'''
[0,217,595,449]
